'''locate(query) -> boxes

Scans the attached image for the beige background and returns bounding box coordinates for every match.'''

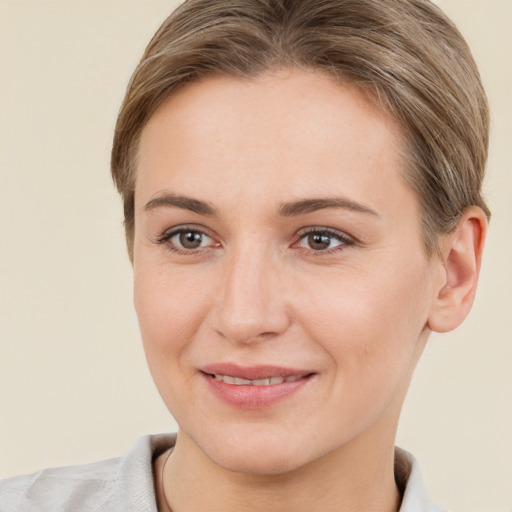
[0,1,510,510]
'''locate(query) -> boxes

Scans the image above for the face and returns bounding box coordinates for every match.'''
[133,69,441,475]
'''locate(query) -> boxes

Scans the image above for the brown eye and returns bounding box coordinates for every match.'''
[296,228,352,252]
[307,233,332,251]
[179,231,204,249]
[162,228,215,251]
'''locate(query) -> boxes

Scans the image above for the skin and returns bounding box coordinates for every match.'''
[132,69,486,512]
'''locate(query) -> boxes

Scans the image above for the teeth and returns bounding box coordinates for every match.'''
[233,377,252,385]
[253,378,272,385]
[213,374,303,386]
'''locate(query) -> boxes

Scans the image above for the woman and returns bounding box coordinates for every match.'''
[0,1,490,511]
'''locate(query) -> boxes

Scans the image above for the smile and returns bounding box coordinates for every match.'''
[200,364,315,409]
[210,374,303,386]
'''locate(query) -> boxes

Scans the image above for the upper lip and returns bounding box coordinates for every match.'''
[201,363,313,380]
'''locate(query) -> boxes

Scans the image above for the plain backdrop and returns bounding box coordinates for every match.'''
[0,1,510,511]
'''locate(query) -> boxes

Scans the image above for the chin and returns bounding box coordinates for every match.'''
[214,446,306,476]
[192,425,322,477]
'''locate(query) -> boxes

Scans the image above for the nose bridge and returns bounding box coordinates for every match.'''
[213,239,289,343]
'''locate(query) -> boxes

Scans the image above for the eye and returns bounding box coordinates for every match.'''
[295,228,354,252]
[157,227,218,253]
[172,230,210,249]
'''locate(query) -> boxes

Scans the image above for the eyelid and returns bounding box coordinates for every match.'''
[296,225,354,239]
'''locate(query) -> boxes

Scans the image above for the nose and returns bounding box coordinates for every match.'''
[211,244,291,344]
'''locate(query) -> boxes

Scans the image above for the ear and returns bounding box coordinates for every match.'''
[427,206,488,333]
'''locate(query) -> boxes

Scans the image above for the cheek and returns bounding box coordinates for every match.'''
[133,262,211,369]
[295,258,431,382]
[132,261,218,421]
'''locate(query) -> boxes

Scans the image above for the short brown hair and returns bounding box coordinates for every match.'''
[111,0,490,261]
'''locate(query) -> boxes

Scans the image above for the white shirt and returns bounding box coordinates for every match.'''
[0,434,446,511]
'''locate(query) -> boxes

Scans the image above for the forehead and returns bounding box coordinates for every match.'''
[136,69,415,220]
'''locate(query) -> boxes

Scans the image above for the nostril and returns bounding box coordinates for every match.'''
[259,331,278,338]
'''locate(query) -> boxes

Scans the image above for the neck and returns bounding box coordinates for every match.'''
[157,426,401,512]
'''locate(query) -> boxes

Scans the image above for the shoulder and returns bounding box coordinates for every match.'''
[0,456,120,512]
[0,434,176,512]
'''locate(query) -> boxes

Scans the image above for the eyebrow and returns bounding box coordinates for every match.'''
[144,194,218,216]
[279,197,380,217]
[144,193,379,218]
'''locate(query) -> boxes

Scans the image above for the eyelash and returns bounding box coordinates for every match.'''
[155,225,217,255]
[293,227,355,254]
[155,226,355,255]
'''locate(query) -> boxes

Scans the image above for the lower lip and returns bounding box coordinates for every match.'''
[202,373,313,409]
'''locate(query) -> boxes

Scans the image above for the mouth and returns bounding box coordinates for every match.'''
[207,374,304,386]
[200,363,316,409]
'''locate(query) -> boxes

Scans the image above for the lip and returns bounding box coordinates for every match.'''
[202,363,311,380]
[200,363,315,409]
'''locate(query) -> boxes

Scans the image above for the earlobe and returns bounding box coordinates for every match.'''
[427,206,488,333]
